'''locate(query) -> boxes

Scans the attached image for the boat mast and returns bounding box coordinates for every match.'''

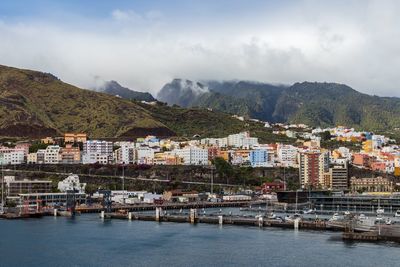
[122,164,125,205]
[1,163,4,214]
[283,166,286,190]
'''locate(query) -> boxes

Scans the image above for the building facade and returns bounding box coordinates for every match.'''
[350,176,393,193]
[299,151,329,188]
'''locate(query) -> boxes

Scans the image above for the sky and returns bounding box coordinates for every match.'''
[0,0,400,96]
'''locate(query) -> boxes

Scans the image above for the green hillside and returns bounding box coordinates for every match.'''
[158,79,400,131]
[0,65,281,141]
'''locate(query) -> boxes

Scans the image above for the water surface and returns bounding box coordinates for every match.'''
[0,214,399,267]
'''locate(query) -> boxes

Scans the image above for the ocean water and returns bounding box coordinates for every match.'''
[0,214,399,267]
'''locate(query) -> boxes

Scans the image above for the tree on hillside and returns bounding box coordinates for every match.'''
[212,157,234,184]
[319,131,332,141]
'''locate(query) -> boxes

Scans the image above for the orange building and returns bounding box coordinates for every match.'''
[394,167,400,177]
[166,155,182,165]
[64,133,87,143]
[370,161,386,172]
[60,144,81,164]
[352,153,370,167]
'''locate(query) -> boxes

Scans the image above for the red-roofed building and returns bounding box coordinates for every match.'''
[261,181,285,193]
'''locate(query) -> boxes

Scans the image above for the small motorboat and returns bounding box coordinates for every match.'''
[267,212,277,219]
[394,210,400,217]
[303,208,316,214]
[344,211,351,216]
[284,215,293,222]
[358,214,367,221]
[329,213,341,222]
[385,218,392,225]
[376,208,384,214]
[375,214,384,222]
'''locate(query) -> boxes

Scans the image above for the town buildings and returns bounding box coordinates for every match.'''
[82,140,113,164]
[0,147,25,165]
[44,145,61,164]
[60,144,81,164]
[325,164,348,190]
[64,133,87,143]
[277,144,298,167]
[249,149,274,167]
[350,176,393,193]
[57,174,86,194]
[174,146,208,165]
[298,151,329,189]
[4,176,52,196]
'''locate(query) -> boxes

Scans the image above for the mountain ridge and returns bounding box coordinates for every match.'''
[157,79,400,130]
[96,80,156,102]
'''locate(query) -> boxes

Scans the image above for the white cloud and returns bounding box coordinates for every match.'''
[0,1,400,97]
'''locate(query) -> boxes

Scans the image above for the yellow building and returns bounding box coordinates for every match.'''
[394,167,400,177]
[41,137,55,144]
[362,140,373,153]
[218,150,230,161]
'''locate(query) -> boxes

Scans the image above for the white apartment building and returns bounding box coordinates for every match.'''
[277,144,298,167]
[57,174,86,194]
[82,140,113,164]
[44,145,61,164]
[200,137,228,148]
[136,146,155,164]
[0,147,25,165]
[174,146,208,165]
[83,140,113,156]
[82,153,109,164]
[114,142,136,164]
[227,132,258,148]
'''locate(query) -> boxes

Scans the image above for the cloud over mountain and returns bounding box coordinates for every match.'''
[0,0,399,96]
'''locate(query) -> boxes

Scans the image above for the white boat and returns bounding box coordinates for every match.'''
[376,208,384,214]
[255,214,264,219]
[358,214,367,220]
[329,213,341,222]
[394,210,400,217]
[293,212,302,218]
[284,215,294,222]
[375,214,384,222]
[267,212,277,219]
[344,211,351,216]
[303,208,316,214]
[385,218,392,225]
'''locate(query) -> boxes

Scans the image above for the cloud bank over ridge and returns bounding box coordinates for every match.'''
[0,0,399,96]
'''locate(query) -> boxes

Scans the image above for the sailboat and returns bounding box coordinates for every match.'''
[376,198,384,214]
[344,197,350,216]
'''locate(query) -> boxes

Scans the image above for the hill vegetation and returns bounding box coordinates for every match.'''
[158,79,400,131]
[0,65,287,142]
